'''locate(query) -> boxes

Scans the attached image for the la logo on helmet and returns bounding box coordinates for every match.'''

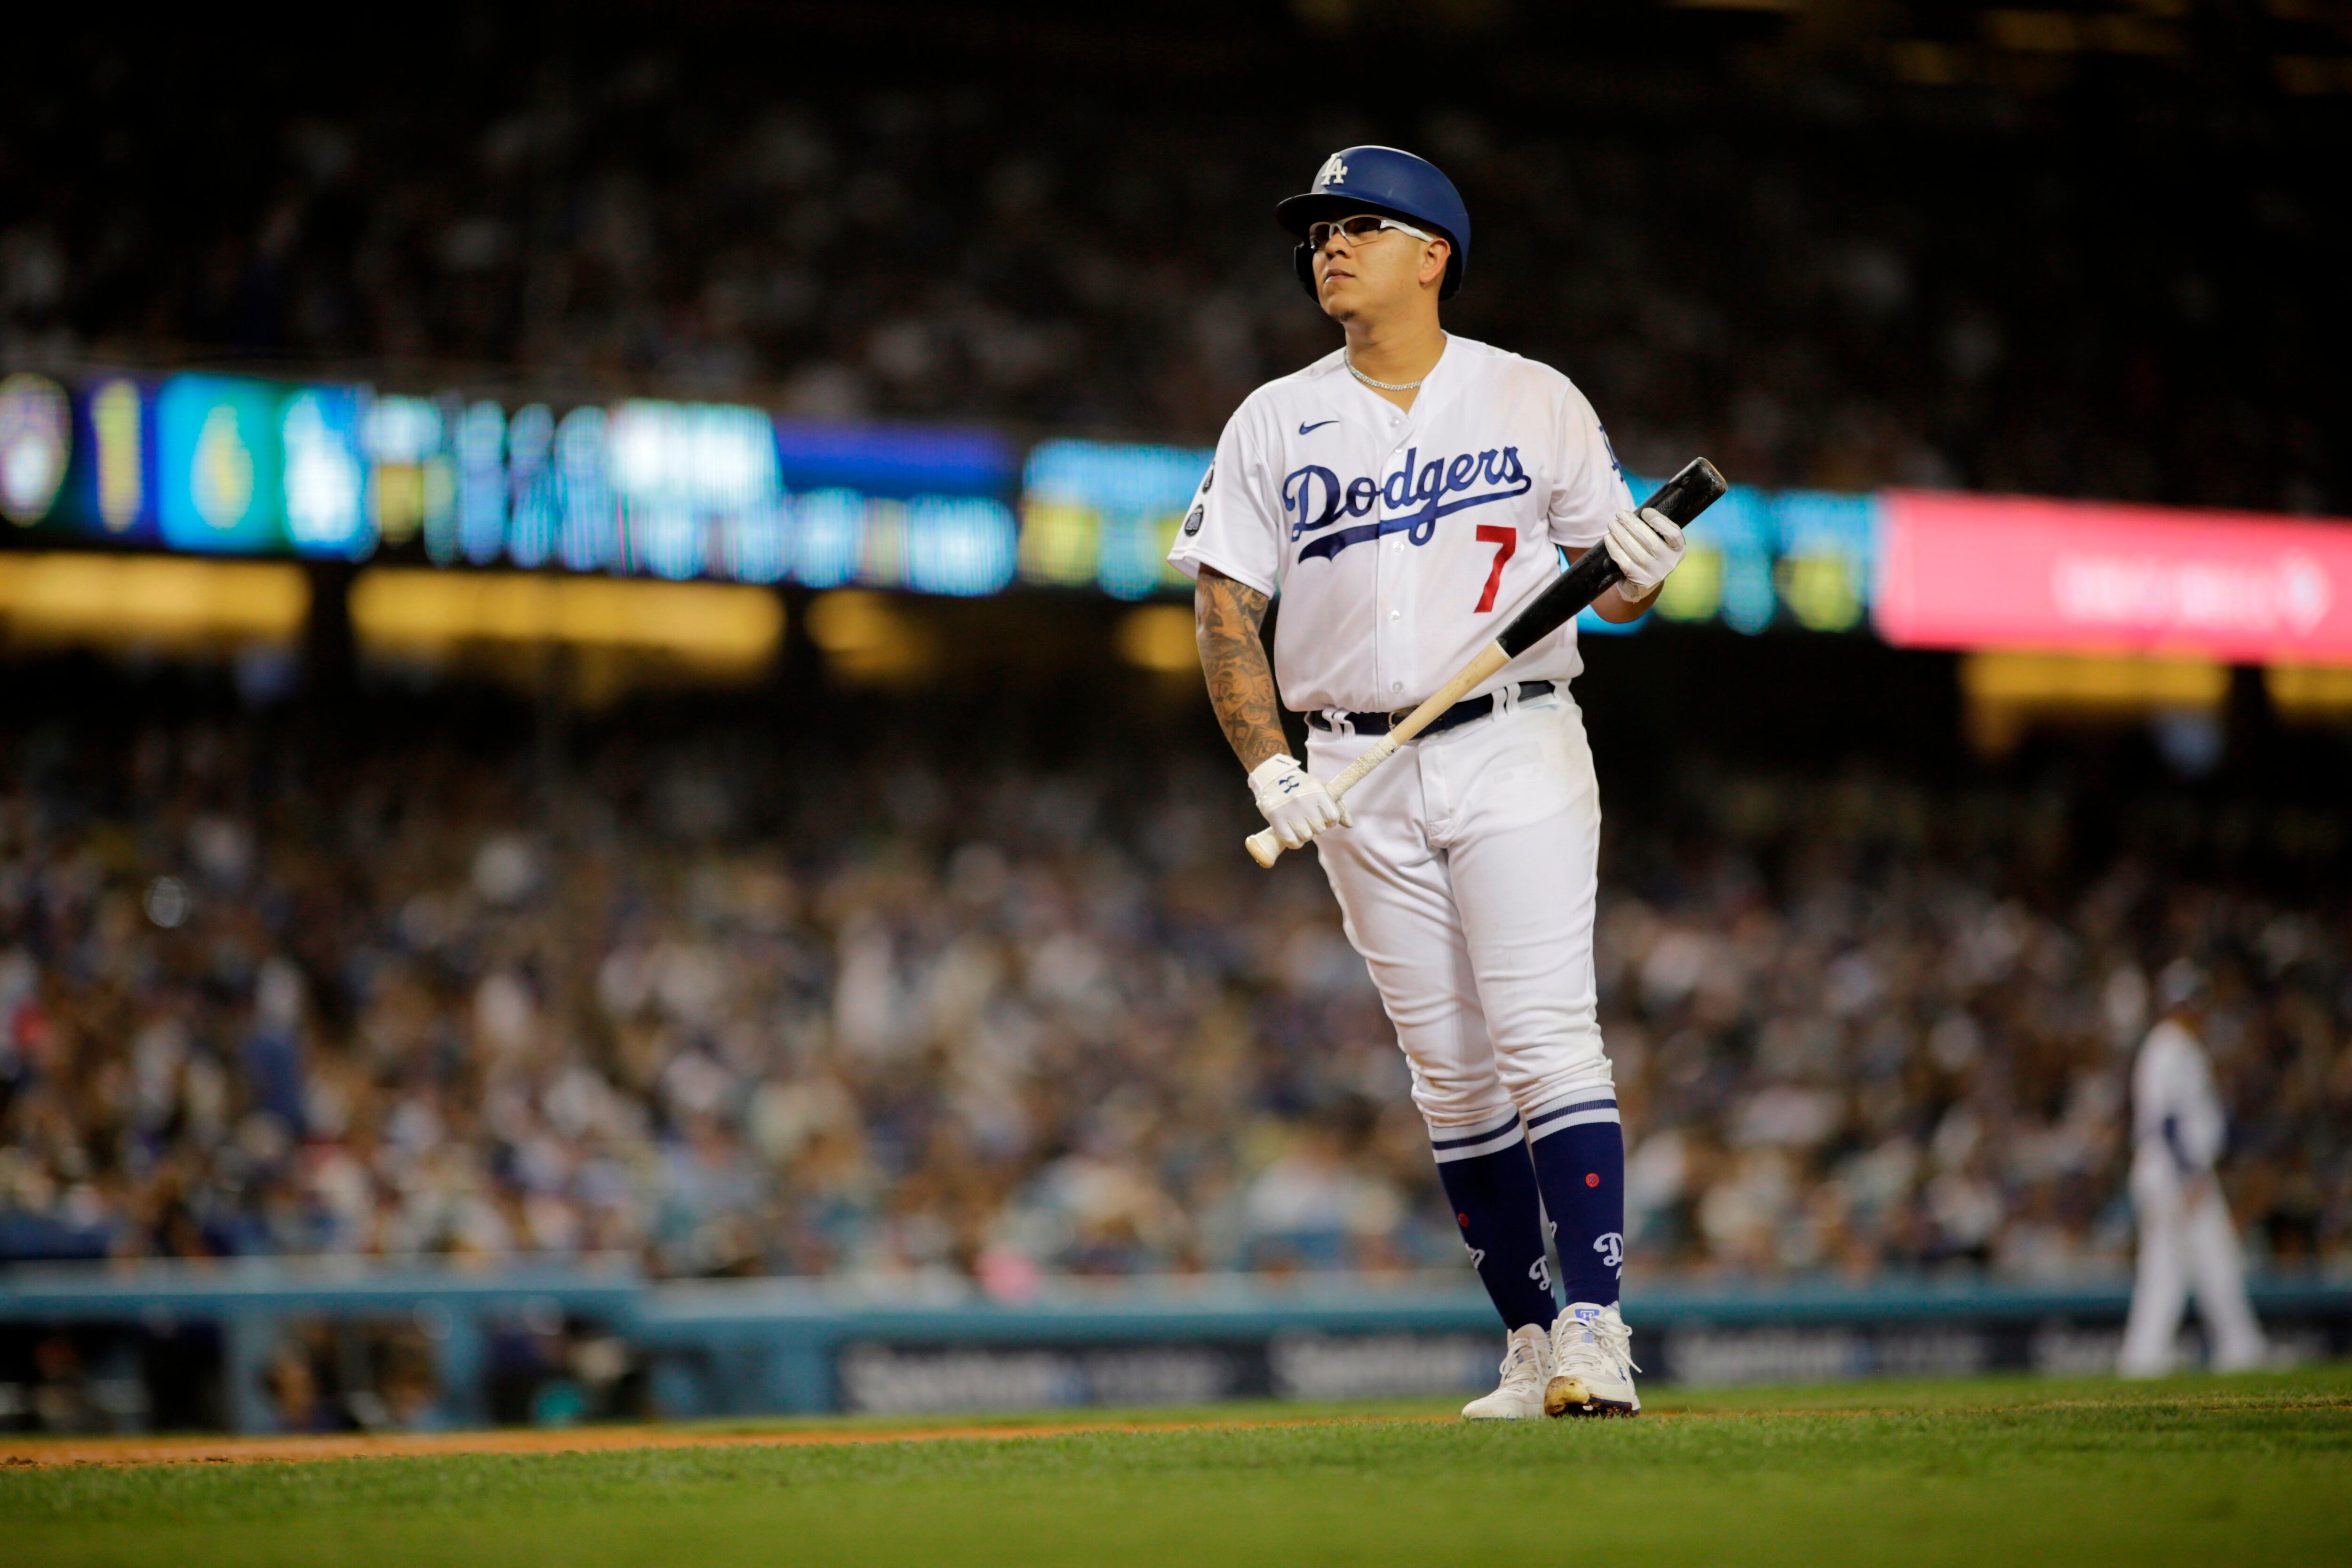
[1317,153,1349,187]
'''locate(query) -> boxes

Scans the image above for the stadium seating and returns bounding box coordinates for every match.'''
[0,678,2340,1284]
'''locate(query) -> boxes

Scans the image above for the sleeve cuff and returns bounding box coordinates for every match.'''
[1169,548,1277,597]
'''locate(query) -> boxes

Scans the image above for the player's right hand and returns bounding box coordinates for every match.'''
[1248,754,1353,850]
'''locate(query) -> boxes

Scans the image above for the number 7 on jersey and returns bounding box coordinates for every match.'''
[1474,525,1516,612]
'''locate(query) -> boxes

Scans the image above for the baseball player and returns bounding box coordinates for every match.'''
[1171,146,1684,1418]
[2117,961,2268,1377]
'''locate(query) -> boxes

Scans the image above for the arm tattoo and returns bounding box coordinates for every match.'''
[1194,567,1287,772]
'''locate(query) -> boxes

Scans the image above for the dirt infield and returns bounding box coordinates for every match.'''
[0,1412,1452,1469]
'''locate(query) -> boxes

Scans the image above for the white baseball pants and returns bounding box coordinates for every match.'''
[1308,689,1614,1138]
[2118,1153,2267,1376]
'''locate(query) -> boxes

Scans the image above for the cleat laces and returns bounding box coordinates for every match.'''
[1495,1331,1548,1398]
[1555,1312,1642,1389]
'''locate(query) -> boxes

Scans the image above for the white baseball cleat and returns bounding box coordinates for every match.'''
[1461,1323,1552,1420]
[1545,1302,1641,1418]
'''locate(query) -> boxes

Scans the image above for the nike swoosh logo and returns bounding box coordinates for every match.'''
[1298,419,1339,435]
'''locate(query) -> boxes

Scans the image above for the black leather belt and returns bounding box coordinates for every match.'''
[1308,681,1556,738]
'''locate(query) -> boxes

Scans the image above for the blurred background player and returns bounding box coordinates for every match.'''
[1173,146,1685,1418]
[2118,961,2268,1377]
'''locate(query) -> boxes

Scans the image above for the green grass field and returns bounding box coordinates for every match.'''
[6,1368,2349,1567]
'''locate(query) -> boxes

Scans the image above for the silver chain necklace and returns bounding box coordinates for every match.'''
[1345,358,1423,392]
[1347,334,1443,392]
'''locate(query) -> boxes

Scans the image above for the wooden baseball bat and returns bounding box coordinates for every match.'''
[1245,457,1728,868]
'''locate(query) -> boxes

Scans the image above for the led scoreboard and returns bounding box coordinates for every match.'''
[4,364,2348,664]
[0,371,1021,597]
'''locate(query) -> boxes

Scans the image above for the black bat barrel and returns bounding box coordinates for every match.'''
[1494,456,1730,658]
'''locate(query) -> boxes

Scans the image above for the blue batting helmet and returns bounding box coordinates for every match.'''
[1277,146,1471,302]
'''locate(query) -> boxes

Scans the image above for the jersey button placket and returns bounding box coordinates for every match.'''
[1374,501,1391,700]
[1377,435,1412,702]
[1385,543,1406,698]
[1383,531,1404,697]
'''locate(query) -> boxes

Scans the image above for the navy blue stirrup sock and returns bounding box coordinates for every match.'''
[1525,1093,1627,1308]
[1432,1115,1558,1331]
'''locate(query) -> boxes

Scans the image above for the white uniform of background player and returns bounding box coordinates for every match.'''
[2117,962,2267,1377]
[1175,147,1682,1419]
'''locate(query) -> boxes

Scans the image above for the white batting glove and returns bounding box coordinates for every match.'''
[1605,506,1686,597]
[1248,754,1352,851]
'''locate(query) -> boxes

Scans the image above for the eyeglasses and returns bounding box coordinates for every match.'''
[1305,213,1440,252]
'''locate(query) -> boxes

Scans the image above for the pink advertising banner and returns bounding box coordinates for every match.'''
[1874,491,2352,664]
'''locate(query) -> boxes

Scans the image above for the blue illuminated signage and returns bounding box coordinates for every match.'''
[610,400,782,581]
[282,386,373,559]
[157,375,284,554]
[1019,439,1214,600]
[0,362,1895,629]
[772,421,1013,500]
[1638,477,1878,636]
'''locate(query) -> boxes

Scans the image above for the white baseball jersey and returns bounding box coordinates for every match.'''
[1166,336,1633,716]
[2132,1019,2225,1179]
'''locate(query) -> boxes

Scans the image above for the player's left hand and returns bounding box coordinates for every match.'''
[1605,506,1685,596]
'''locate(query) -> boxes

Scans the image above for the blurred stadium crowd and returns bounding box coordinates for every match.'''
[1,7,2343,512]
[2,693,2344,1285]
